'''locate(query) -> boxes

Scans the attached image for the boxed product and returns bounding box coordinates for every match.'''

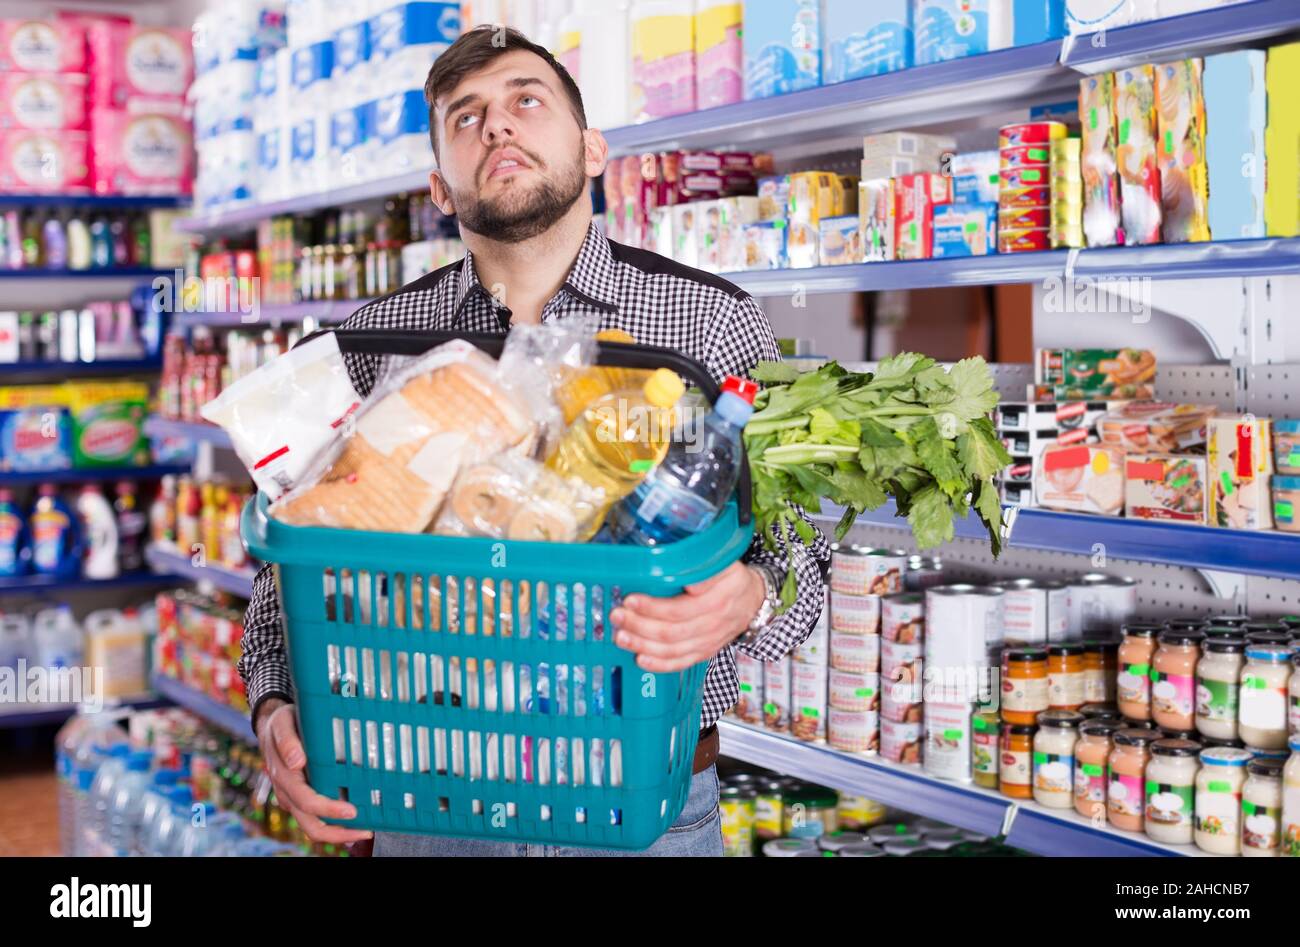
[649,206,674,259]
[1124,454,1208,524]
[997,399,1120,433]
[1275,477,1300,532]
[859,178,895,262]
[932,202,997,257]
[1001,481,1035,506]
[993,0,1067,46]
[819,215,863,266]
[718,195,760,272]
[671,202,701,268]
[1264,42,1299,237]
[695,0,744,109]
[1002,428,1083,461]
[0,129,90,193]
[1037,348,1157,397]
[894,172,953,260]
[861,154,922,180]
[1078,73,1122,247]
[862,131,956,161]
[695,200,723,273]
[1154,59,1211,243]
[789,171,854,269]
[915,0,991,65]
[1097,402,1213,453]
[1066,0,1158,33]
[741,221,787,269]
[64,381,150,468]
[1203,50,1266,240]
[368,2,459,96]
[90,109,193,196]
[1207,416,1274,530]
[86,22,195,108]
[0,73,89,131]
[0,17,87,72]
[1275,420,1300,475]
[951,150,1000,204]
[0,386,73,472]
[757,174,791,221]
[1034,443,1127,515]
[823,0,912,82]
[742,0,822,100]
[1114,64,1162,246]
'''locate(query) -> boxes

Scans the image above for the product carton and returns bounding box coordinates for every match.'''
[932,202,997,257]
[1207,416,1274,530]
[695,199,723,273]
[85,22,195,108]
[1154,58,1211,243]
[1124,454,1208,524]
[1078,73,1122,247]
[859,178,895,262]
[0,73,88,131]
[950,150,1000,204]
[1203,50,1266,240]
[1037,348,1157,397]
[631,4,696,123]
[894,172,953,260]
[757,174,791,221]
[741,221,787,269]
[90,108,193,196]
[1098,402,1214,453]
[1034,443,1127,515]
[1114,64,1162,245]
[64,381,150,469]
[0,17,86,72]
[649,206,674,259]
[743,0,822,99]
[1264,42,1300,237]
[823,0,912,82]
[0,129,90,193]
[0,385,72,472]
[718,195,759,272]
[671,202,701,269]
[695,0,744,108]
[819,215,863,266]
[915,0,991,65]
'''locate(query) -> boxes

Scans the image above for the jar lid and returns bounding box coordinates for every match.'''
[837,843,886,857]
[1165,618,1206,632]
[1122,622,1163,639]
[1037,709,1085,729]
[1203,636,1246,654]
[1157,729,1200,743]
[1200,736,1245,750]
[1202,626,1243,638]
[1208,615,1249,627]
[1082,640,1119,653]
[1079,702,1122,719]
[1199,746,1253,766]
[763,838,819,857]
[1048,643,1085,657]
[1242,621,1290,634]
[1246,758,1285,778]
[1245,644,1292,663]
[757,779,786,794]
[786,788,838,808]
[1158,629,1205,646]
[1001,722,1038,736]
[1248,747,1288,761]
[1151,738,1201,758]
[855,546,908,558]
[883,838,928,856]
[868,824,920,844]
[1113,728,1160,747]
[1079,719,1122,737]
[1119,718,1157,729]
[1004,646,1048,662]
[719,784,757,800]
[1244,631,1292,646]
[817,830,870,852]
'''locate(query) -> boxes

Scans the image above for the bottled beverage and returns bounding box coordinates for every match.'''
[150,477,177,545]
[607,376,758,545]
[21,212,43,267]
[89,217,113,269]
[176,805,243,857]
[76,484,120,580]
[43,214,68,268]
[546,368,684,538]
[55,710,129,855]
[72,766,98,856]
[554,328,652,425]
[31,605,82,670]
[87,744,132,855]
[221,493,247,569]
[114,481,146,573]
[200,482,220,560]
[131,214,151,266]
[132,769,182,856]
[110,216,130,267]
[29,485,79,578]
[176,476,200,550]
[66,215,92,270]
[143,785,193,856]
[3,211,22,268]
[106,751,153,856]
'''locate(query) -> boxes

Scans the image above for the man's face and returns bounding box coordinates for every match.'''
[432,49,598,243]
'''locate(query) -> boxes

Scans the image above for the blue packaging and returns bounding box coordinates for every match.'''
[257,128,282,177]
[0,490,27,577]
[950,150,1000,203]
[370,2,461,63]
[371,89,430,146]
[290,40,334,95]
[0,408,72,472]
[914,0,990,65]
[1005,0,1065,46]
[932,202,998,257]
[334,20,371,77]
[1204,50,1266,241]
[823,0,913,83]
[743,0,823,100]
[28,489,79,578]
[330,103,370,163]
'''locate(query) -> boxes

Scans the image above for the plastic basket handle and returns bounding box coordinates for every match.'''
[302,327,753,526]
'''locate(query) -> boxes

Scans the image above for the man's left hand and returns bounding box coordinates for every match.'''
[611,562,768,672]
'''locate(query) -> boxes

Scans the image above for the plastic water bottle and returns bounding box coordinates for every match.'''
[86,744,131,856]
[106,751,153,856]
[32,606,84,671]
[144,786,192,856]
[72,767,99,857]
[56,711,129,855]
[133,769,182,856]
[209,819,251,857]
[175,804,242,857]
[605,376,758,546]
[0,613,31,675]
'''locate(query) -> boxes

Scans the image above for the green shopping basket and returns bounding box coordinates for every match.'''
[241,329,755,849]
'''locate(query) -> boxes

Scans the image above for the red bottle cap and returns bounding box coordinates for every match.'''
[721,375,759,405]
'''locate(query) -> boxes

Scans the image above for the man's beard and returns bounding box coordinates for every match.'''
[453,142,587,243]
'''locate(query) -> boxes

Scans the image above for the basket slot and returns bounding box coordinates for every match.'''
[503,733,516,783]
[379,650,393,701]
[417,726,430,773]
[382,722,396,771]
[413,653,427,703]
[395,652,410,703]
[451,728,464,778]
[341,569,354,624]
[399,723,413,773]
[343,647,358,699]
[572,737,585,787]
[327,644,341,695]
[468,730,482,781]
[370,789,381,807]
[465,657,480,710]
[365,720,379,768]
[361,649,375,700]
[348,719,362,767]
[404,792,415,810]
[323,568,337,622]
[332,718,345,763]
[434,728,448,775]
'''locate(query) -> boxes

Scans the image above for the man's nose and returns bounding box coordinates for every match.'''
[481,102,516,145]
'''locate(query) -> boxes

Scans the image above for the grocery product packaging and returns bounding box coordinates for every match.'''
[894,172,953,260]
[630,0,696,122]
[0,386,72,472]
[64,382,150,468]
[435,452,603,543]
[1207,416,1274,530]
[742,0,822,100]
[717,195,759,272]
[1264,42,1300,237]
[671,202,700,268]
[1124,454,1208,524]
[1275,420,1300,475]
[951,150,1000,204]
[1050,137,1084,248]
[932,202,997,257]
[1097,402,1213,452]
[859,178,895,262]
[695,0,744,108]
[90,109,193,196]
[648,206,674,258]
[788,171,853,269]
[1203,50,1266,240]
[1078,73,1122,247]
[368,2,460,94]
[1034,443,1127,515]
[1113,65,1162,245]
[0,16,86,72]
[695,199,723,272]
[1066,0,1157,33]
[823,0,912,82]
[0,73,89,131]
[757,174,791,221]
[741,221,787,269]
[0,129,90,193]
[85,22,194,108]
[1275,477,1300,532]
[915,0,990,65]
[991,0,1067,47]
[1154,58,1210,243]
[819,215,863,266]
[1037,348,1157,398]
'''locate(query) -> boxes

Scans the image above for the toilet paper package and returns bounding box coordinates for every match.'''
[291,39,335,113]
[0,73,89,131]
[823,0,912,83]
[334,18,374,108]
[695,0,744,108]
[192,59,258,141]
[90,108,192,196]
[86,22,195,108]
[915,0,990,66]
[0,17,87,72]
[743,0,822,100]
[254,49,292,134]
[1154,58,1210,244]
[330,101,372,190]
[196,132,256,209]
[1203,50,1265,240]
[990,0,1067,49]
[631,0,696,122]
[256,126,292,203]
[370,88,431,180]
[289,112,330,197]
[0,129,90,193]
[1065,0,1157,33]
[566,2,631,130]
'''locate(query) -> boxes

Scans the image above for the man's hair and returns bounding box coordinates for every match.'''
[423,25,587,157]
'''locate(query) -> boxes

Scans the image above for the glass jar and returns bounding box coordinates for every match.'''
[1194,746,1252,855]
[1165,619,1205,634]
[1242,758,1285,857]
[1283,736,1300,858]
[1289,654,1300,740]
[298,246,314,302]
[1151,630,1204,732]
[1246,631,1292,648]
[1034,710,1083,809]
[1048,644,1086,711]
[338,243,360,300]
[1240,645,1292,750]
[1083,640,1118,703]
[753,779,784,840]
[971,709,1000,789]
[1075,719,1120,820]
[782,786,838,839]
[836,793,886,831]
[1195,636,1245,741]
[1002,647,1049,725]
[718,784,756,857]
[1079,702,1122,721]
[1107,728,1159,832]
[1208,616,1248,629]
[1000,723,1035,799]
[1118,623,1161,721]
[1144,738,1200,845]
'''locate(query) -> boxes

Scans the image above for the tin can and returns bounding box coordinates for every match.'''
[1050,225,1085,249]
[1051,137,1082,164]
[830,590,881,635]
[734,651,763,724]
[790,661,827,742]
[762,655,791,731]
[999,227,1051,253]
[924,701,974,782]
[925,585,1006,701]
[882,682,923,722]
[834,546,908,596]
[999,185,1053,209]
[882,637,924,690]
[794,589,830,664]
[880,717,923,763]
[999,120,1068,148]
[905,555,944,591]
[837,794,887,830]
[1067,574,1136,641]
[830,630,880,672]
[999,578,1050,646]
[719,784,756,856]
[1000,144,1053,169]
[830,543,873,595]
[998,206,1051,231]
[972,710,1001,788]
[830,669,881,711]
[882,592,925,643]
[829,707,879,753]
[1042,580,1071,642]
[1001,166,1050,189]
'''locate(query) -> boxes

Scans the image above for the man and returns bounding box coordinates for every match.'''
[241,26,830,857]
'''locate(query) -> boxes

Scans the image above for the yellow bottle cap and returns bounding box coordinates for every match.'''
[644,368,685,407]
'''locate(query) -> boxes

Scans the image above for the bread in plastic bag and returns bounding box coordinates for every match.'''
[434,452,605,543]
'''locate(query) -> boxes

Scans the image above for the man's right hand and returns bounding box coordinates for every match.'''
[256,698,374,845]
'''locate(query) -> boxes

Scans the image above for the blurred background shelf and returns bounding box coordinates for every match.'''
[0,267,171,281]
[0,465,191,486]
[144,544,255,598]
[149,673,255,745]
[4,357,162,378]
[170,297,376,329]
[0,571,179,598]
[0,693,169,730]
[0,195,189,209]
[143,416,233,450]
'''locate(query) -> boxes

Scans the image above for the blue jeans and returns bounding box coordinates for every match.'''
[372,765,723,857]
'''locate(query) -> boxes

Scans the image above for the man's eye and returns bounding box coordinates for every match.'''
[456,113,479,129]
[519,95,540,109]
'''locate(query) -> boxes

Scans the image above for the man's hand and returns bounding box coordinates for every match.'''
[256,698,374,845]
[610,562,767,672]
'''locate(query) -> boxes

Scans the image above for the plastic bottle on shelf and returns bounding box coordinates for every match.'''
[28,484,79,578]
[0,614,31,677]
[106,751,153,856]
[200,482,221,562]
[76,484,120,580]
[31,605,83,671]
[2,210,20,268]
[86,744,132,856]
[109,217,130,268]
[132,769,182,856]
[89,217,113,269]
[0,488,28,577]
[21,212,43,267]
[56,711,130,856]
[114,481,146,574]
[66,214,91,271]
[175,805,244,857]
[143,785,193,856]
[43,214,68,269]
[176,476,200,552]
[84,609,148,700]
[606,375,758,545]
[221,491,248,569]
[150,476,177,546]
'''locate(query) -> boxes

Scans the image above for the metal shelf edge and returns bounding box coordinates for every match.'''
[150,673,256,745]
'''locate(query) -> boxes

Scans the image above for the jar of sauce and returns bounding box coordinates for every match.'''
[1144,738,1200,845]
[1083,640,1118,703]
[718,784,756,856]
[1107,728,1159,832]
[1079,702,1122,721]
[972,709,1000,789]
[1000,723,1035,799]
[1242,757,1285,857]
[1195,636,1245,742]
[1290,654,1300,740]
[1202,625,1244,641]
[1151,630,1204,731]
[1001,647,1049,725]
[1118,623,1161,721]
[1240,645,1292,750]
[1283,735,1300,858]
[1194,746,1252,854]
[782,786,838,838]
[1048,644,1085,711]
[1034,710,1083,809]
[1075,719,1120,820]
[753,779,785,842]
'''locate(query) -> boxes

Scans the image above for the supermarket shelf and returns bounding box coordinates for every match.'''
[4,357,161,378]
[143,416,233,450]
[144,544,256,598]
[171,297,376,329]
[0,571,179,597]
[718,721,1199,857]
[0,194,189,209]
[0,693,170,730]
[819,501,1300,581]
[150,673,256,745]
[0,267,171,280]
[0,465,191,486]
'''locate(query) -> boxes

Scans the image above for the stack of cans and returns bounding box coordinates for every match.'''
[792,589,831,744]
[998,121,1066,253]
[998,577,1070,646]
[880,591,926,763]
[1051,137,1083,248]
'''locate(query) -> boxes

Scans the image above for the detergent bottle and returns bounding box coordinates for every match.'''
[29,484,80,578]
[0,488,28,577]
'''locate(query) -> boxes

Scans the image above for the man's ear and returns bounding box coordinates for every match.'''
[429,169,455,215]
[582,127,609,180]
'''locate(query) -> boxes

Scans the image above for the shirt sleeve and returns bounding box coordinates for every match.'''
[237,561,295,724]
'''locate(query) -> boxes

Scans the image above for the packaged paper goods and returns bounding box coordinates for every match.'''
[1207,416,1274,530]
[1114,64,1162,246]
[1124,454,1209,524]
[1034,443,1127,516]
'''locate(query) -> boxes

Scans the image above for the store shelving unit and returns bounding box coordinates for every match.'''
[0,694,169,731]
[142,416,233,450]
[149,673,256,744]
[171,297,375,330]
[144,544,256,599]
[0,267,172,281]
[0,464,190,486]
[6,357,163,378]
[0,195,189,210]
[0,571,178,598]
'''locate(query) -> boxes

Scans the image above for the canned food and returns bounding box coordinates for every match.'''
[837,842,886,857]
[924,701,974,782]
[795,590,830,664]
[762,655,791,731]
[833,546,908,596]
[829,707,879,753]
[999,228,1052,253]
[1051,185,1084,206]
[882,637,924,690]
[791,661,828,742]
[1051,137,1082,163]
[999,120,1068,148]
[1001,166,1050,188]
[999,578,1050,646]
[1000,144,1053,169]
[763,838,818,857]
[881,717,923,763]
[882,667,924,715]
[882,592,925,643]
[925,585,1006,698]
[905,555,944,591]
[999,185,1053,209]
[754,779,785,841]
[734,651,763,724]
[830,629,880,672]
[719,784,756,857]
[1067,574,1136,640]
[999,207,1051,231]
[817,830,871,852]
[830,670,881,711]
[830,590,881,635]
[1050,227,1085,250]
[837,793,887,830]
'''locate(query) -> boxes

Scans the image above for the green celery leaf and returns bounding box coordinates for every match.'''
[808,407,861,446]
[975,479,1006,557]
[751,360,799,384]
[859,417,906,448]
[828,466,888,511]
[907,485,956,549]
[835,505,858,541]
[911,418,967,500]
[944,356,1000,422]
[957,417,1014,480]
[867,352,934,390]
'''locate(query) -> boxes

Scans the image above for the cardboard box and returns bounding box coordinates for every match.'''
[915,0,991,65]
[1207,416,1274,530]
[1204,50,1266,240]
[86,22,194,108]
[65,381,150,468]
[0,129,90,193]
[1037,348,1157,396]
[951,150,1000,204]
[649,206,674,259]
[1078,72,1122,247]
[757,174,791,221]
[0,73,89,131]
[90,109,193,196]
[1097,402,1214,453]
[1264,42,1300,237]
[743,0,822,100]
[0,385,72,472]
[1154,59,1211,243]
[996,399,1120,433]
[861,131,956,160]
[630,2,695,121]
[718,195,760,272]
[824,0,912,82]
[1125,454,1208,524]
[695,199,723,273]
[0,17,86,72]
[819,214,863,266]
[932,202,997,257]
[741,221,787,269]
[671,203,701,269]
[1114,64,1162,246]
[1034,443,1127,515]
[859,178,895,262]
[894,173,953,260]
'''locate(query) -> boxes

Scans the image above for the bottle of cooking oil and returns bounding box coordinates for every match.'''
[555,328,655,424]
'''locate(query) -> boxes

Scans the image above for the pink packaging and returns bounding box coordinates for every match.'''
[0,17,86,73]
[695,2,742,109]
[0,73,88,131]
[86,21,194,108]
[90,108,192,196]
[0,128,90,192]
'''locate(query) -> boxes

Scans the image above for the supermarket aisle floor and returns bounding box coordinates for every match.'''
[0,736,60,857]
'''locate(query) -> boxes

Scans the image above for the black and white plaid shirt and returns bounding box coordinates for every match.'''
[239,222,831,732]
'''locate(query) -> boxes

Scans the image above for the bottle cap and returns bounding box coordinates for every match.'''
[721,375,759,405]
[644,368,685,407]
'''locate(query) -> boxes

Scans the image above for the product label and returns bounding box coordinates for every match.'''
[1196,676,1239,723]
[632,480,716,537]
[1034,751,1074,795]
[1117,662,1151,706]
[29,508,70,572]
[1194,787,1240,838]
[1075,759,1107,804]
[1150,669,1194,720]
[1291,695,1300,738]
[754,797,782,840]
[973,732,998,776]
[1283,787,1300,858]
[1084,668,1110,703]
[1108,772,1143,818]
[1145,780,1194,829]
[1049,669,1085,707]
[718,797,754,857]
[125,30,189,97]
[1241,801,1281,852]
[10,21,61,71]
[1002,675,1049,713]
[1239,675,1287,731]
[11,76,65,129]
[1000,748,1031,788]
[123,115,186,179]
